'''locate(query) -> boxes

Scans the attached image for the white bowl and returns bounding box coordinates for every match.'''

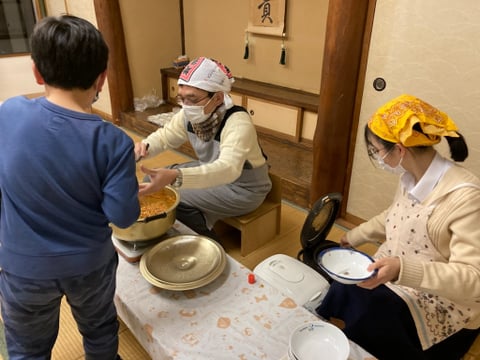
[289,321,350,360]
[317,248,375,284]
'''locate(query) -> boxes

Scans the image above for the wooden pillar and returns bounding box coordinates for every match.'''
[179,0,185,55]
[311,0,373,215]
[93,0,133,124]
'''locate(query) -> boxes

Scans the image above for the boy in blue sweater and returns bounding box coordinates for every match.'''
[0,15,139,359]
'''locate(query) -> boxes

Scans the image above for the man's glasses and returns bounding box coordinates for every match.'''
[176,94,211,106]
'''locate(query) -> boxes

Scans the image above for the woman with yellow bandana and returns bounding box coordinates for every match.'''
[316,94,480,359]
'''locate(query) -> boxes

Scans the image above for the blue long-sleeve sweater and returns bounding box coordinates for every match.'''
[0,96,140,279]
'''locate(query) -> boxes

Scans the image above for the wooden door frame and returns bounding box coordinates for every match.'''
[94,0,377,219]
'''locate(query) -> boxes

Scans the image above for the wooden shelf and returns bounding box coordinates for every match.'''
[119,104,172,135]
[160,67,320,112]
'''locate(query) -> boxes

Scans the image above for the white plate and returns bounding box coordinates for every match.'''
[317,248,375,284]
[289,321,349,360]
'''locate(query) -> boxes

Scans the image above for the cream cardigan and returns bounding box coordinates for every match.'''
[143,108,266,189]
[346,165,480,329]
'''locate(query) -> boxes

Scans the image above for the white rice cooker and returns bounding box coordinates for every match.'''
[254,253,329,312]
[254,193,343,312]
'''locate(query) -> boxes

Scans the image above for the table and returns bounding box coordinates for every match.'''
[115,221,376,360]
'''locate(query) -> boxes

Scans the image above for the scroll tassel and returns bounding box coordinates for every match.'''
[280,44,286,65]
[243,31,249,59]
[244,41,249,59]
[279,33,286,65]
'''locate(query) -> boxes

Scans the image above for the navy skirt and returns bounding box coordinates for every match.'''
[316,282,478,360]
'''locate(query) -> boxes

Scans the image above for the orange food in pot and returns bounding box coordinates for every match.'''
[139,189,176,219]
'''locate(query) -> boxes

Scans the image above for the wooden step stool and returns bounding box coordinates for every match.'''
[220,173,282,256]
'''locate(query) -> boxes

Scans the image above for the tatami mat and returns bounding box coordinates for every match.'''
[0,298,151,360]
[52,298,151,360]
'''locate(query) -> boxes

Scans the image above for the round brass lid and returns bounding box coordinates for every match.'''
[139,235,226,290]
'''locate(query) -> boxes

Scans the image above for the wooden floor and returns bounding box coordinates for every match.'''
[41,128,351,360]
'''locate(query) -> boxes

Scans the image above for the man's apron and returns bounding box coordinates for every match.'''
[176,106,271,229]
[378,183,479,349]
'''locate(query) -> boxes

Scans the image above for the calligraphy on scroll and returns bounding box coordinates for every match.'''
[247,0,286,36]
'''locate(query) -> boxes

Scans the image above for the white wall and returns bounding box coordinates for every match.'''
[118,0,182,98]
[348,0,480,220]
[183,0,329,94]
[0,55,43,101]
[0,0,69,102]
[0,0,112,116]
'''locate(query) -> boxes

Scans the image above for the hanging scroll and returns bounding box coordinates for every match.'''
[247,0,286,36]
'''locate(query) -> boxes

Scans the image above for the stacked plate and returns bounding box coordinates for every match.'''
[139,235,227,290]
[288,321,350,360]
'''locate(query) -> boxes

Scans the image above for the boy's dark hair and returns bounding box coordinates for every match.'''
[30,15,109,90]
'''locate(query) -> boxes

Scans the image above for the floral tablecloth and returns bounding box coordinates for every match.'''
[114,222,376,360]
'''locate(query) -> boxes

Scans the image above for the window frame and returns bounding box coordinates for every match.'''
[0,0,45,57]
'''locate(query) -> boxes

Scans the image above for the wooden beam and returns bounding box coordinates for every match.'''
[93,0,133,125]
[311,0,374,214]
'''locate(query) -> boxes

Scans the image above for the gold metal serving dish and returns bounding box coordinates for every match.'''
[139,235,227,290]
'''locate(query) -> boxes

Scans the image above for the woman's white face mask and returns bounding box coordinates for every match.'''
[372,146,406,175]
[376,155,406,175]
[182,97,214,124]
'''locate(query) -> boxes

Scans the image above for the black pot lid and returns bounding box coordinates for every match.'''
[297,241,339,283]
[300,192,342,249]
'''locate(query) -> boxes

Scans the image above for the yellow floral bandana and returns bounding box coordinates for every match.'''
[368,94,459,147]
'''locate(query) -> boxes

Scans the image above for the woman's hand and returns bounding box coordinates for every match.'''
[138,166,177,196]
[339,235,352,248]
[357,256,401,290]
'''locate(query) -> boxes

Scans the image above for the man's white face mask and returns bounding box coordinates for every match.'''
[182,97,214,124]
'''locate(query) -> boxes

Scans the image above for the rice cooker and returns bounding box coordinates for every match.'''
[253,193,342,312]
[297,192,342,282]
[254,254,329,312]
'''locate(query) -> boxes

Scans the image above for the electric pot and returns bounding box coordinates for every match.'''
[110,186,180,242]
[297,192,342,282]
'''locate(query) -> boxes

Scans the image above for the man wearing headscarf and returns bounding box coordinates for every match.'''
[316,94,480,360]
[135,57,271,238]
